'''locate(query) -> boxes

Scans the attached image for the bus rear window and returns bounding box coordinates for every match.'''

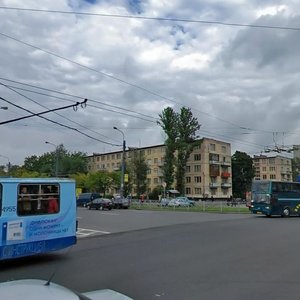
[17,184,60,216]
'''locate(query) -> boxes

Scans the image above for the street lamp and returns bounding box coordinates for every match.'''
[113,127,126,198]
[0,155,10,175]
[45,141,58,177]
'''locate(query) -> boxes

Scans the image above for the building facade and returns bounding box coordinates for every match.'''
[253,155,292,181]
[86,137,232,199]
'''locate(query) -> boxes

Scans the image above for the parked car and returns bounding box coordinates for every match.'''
[176,196,196,206]
[159,198,171,207]
[168,198,193,207]
[77,193,101,207]
[87,198,113,210]
[112,196,130,209]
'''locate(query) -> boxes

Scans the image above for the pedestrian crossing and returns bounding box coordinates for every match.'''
[77,227,111,238]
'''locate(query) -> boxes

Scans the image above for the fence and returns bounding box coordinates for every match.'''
[130,199,250,214]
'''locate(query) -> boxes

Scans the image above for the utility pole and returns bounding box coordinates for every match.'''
[113,127,126,198]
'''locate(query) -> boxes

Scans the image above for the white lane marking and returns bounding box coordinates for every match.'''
[100,212,120,216]
[77,227,110,238]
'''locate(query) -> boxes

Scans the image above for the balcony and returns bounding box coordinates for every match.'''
[209,183,219,189]
[221,183,231,188]
[221,172,231,178]
[209,160,220,165]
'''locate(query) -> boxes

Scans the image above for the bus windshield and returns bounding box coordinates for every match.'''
[252,181,271,194]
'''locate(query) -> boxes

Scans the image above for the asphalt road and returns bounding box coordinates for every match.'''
[1,210,300,300]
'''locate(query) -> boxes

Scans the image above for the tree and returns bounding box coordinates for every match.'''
[127,148,148,198]
[23,144,87,177]
[232,151,255,198]
[158,106,201,195]
[85,171,115,195]
[175,107,201,194]
[158,107,178,190]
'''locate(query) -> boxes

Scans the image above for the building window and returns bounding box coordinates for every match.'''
[270,174,276,179]
[210,144,216,151]
[147,169,152,175]
[194,176,201,183]
[194,165,201,172]
[154,178,158,184]
[194,154,201,161]
[147,178,151,185]
[195,187,202,195]
[186,177,191,183]
[147,149,152,155]
[221,146,226,153]
[97,157,100,162]
[186,187,191,194]
[269,166,276,172]
[154,158,158,164]
[263,175,267,179]
[269,158,275,164]
[154,168,158,174]
[209,153,219,162]
[186,165,191,172]
[262,167,266,171]
[112,154,115,159]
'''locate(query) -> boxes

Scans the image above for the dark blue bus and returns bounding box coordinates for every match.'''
[250,180,300,217]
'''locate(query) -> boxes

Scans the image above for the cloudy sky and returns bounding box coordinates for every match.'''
[0,0,300,165]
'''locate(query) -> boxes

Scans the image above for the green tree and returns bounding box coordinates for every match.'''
[232,151,255,198]
[158,106,201,195]
[175,107,201,194]
[85,171,114,195]
[127,148,148,198]
[157,107,178,189]
[23,144,87,177]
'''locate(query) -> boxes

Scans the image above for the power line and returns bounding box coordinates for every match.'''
[0,32,266,132]
[0,88,121,147]
[1,6,300,31]
[0,77,158,123]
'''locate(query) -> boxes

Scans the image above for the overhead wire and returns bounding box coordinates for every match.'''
[0,83,121,147]
[0,31,267,132]
[1,6,300,31]
[0,77,158,123]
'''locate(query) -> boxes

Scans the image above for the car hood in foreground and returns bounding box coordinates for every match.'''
[0,279,133,300]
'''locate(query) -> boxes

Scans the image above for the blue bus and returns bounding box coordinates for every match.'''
[250,180,300,217]
[0,178,77,260]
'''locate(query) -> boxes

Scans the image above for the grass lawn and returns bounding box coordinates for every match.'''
[130,202,250,214]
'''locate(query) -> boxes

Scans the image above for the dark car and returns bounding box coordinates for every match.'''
[112,196,130,209]
[87,198,113,210]
[77,193,101,207]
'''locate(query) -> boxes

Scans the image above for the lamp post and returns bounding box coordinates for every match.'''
[113,127,126,198]
[0,155,10,175]
[45,141,58,177]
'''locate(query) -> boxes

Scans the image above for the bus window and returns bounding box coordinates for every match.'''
[17,183,60,216]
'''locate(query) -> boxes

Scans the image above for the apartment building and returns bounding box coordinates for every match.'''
[253,155,292,181]
[86,137,232,199]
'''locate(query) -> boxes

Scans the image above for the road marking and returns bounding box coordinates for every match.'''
[77,227,110,238]
[100,212,120,216]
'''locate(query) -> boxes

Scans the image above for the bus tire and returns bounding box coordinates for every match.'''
[282,207,290,217]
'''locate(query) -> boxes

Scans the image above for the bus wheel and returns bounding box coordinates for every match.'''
[282,207,290,217]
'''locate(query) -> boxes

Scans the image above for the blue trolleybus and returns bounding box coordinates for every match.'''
[0,178,77,260]
[250,180,300,217]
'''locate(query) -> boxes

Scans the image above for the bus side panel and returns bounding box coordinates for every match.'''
[0,181,77,260]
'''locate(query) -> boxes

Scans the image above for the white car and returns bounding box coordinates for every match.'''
[0,279,133,300]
